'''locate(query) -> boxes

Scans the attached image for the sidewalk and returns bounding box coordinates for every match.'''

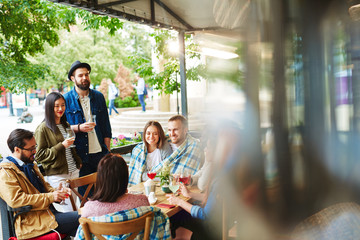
[0,105,45,157]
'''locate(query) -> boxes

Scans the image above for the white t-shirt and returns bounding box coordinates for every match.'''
[147,148,162,169]
[141,148,162,181]
[79,95,102,154]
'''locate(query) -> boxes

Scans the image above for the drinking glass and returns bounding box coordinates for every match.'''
[147,171,157,180]
[65,128,76,148]
[169,175,180,195]
[88,114,96,132]
[58,180,70,205]
[179,170,191,186]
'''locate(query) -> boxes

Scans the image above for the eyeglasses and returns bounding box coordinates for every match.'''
[20,145,37,152]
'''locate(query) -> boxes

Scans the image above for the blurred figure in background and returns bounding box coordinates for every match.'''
[132,74,146,112]
[17,107,33,123]
[107,79,119,117]
[167,121,243,240]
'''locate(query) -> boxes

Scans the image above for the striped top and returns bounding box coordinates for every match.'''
[57,124,77,173]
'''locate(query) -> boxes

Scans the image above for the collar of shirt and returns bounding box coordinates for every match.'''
[9,155,25,166]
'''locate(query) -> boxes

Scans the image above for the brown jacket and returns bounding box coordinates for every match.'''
[0,161,58,239]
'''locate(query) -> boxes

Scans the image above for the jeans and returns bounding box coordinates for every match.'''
[109,99,118,115]
[138,94,146,112]
[51,206,79,237]
[79,151,107,196]
[170,210,218,240]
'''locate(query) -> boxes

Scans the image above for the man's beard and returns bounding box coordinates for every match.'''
[75,79,90,91]
[20,152,34,164]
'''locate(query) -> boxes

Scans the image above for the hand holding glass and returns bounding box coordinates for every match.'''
[88,115,96,132]
[169,175,180,195]
[58,181,70,205]
[65,128,76,148]
[179,170,191,186]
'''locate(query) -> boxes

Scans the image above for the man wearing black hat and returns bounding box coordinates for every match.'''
[64,61,111,194]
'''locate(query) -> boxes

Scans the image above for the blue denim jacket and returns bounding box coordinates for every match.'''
[64,88,112,163]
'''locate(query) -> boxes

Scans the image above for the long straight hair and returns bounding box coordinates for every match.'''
[92,153,129,202]
[44,92,68,133]
[143,121,166,150]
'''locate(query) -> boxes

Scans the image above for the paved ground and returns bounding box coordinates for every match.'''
[0,106,131,159]
[0,105,45,158]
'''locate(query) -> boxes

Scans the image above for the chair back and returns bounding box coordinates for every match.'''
[0,197,12,240]
[67,172,97,211]
[79,212,154,240]
[2,197,65,240]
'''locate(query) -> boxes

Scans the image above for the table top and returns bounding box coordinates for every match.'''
[128,182,199,217]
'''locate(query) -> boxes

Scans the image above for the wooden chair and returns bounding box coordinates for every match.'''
[79,212,154,240]
[67,172,97,211]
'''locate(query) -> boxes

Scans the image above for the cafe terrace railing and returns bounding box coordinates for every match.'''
[110,133,142,155]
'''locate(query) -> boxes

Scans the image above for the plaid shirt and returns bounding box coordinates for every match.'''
[152,134,202,175]
[128,143,147,187]
[75,206,171,240]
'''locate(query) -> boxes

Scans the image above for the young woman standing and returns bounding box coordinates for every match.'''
[35,92,82,212]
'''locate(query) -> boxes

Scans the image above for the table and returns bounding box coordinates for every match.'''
[128,182,200,217]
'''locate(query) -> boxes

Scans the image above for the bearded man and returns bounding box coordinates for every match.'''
[0,129,79,239]
[151,115,203,175]
[64,61,112,195]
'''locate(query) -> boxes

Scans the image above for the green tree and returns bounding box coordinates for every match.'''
[129,30,204,94]
[28,22,152,90]
[0,0,123,93]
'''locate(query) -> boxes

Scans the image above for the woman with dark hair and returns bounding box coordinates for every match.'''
[128,120,172,186]
[34,92,82,212]
[81,153,149,217]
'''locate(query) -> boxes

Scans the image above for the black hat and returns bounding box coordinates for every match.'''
[68,61,91,81]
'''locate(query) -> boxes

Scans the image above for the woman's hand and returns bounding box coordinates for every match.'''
[179,183,191,198]
[166,194,182,205]
[62,138,75,148]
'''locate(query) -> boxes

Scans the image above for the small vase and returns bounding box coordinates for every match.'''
[161,184,172,193]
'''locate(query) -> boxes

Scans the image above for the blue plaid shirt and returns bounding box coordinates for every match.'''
[152,134,203,175]
[128,142,172,187]
[75,206,171,240]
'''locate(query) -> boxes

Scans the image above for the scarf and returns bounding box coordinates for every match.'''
[7,156,46,193]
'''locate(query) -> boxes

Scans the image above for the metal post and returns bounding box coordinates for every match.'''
[176,74,180,114]
[178,30,188,117]
[8,92,14,116]
[25,92,28,106]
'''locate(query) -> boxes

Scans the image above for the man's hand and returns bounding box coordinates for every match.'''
[52,188,71,203]
[79,122,96,133]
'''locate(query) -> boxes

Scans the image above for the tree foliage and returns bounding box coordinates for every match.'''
[129,30,204,95]
[28,23,151,90]
[0,0,123,93]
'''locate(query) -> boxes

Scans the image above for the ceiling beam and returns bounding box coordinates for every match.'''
[48,0,193,31]
[97,0,137,8]
[150,0,155,22]
[153,0,193,30]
